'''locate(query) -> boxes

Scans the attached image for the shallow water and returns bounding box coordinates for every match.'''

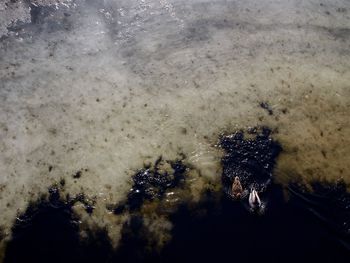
[0,0,350,261]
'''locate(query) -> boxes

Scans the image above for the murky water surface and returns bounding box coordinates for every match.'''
[0,0,349,262]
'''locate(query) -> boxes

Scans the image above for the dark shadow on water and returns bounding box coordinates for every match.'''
[4,183,350,263]
[4,188,111,263]
[163,184,350,263]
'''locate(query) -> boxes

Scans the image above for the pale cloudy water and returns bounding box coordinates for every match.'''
[0,0,350,254]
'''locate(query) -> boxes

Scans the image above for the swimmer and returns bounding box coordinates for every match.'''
[249,189,261,210]
[231,176,243,198]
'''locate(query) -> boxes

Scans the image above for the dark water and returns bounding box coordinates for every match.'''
[163,185,350,263]
[3,128,350,263]
[3,182,350,263]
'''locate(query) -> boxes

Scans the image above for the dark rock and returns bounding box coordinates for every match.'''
[73,171,82,179]
[259,102,274,115]
[59,179,65,187]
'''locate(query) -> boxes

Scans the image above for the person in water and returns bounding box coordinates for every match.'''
[231,176,243,198]
[249,189,262,210]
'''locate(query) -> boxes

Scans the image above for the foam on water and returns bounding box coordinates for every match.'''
[0,0,349,257]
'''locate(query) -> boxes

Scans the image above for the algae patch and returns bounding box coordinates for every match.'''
[220,127,282,198]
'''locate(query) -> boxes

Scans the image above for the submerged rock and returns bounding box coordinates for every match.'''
[260,102,274,115]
